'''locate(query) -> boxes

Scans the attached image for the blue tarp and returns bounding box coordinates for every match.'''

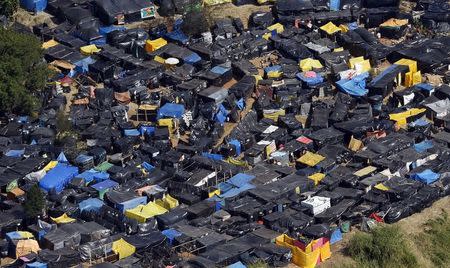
[229,139,241,156]
[215,104,228,124]
[91,179,119,191]
[330,228,343,244]
[124,129,141,136]
[336,72,369,96]
[39,164,78,193]
[348,22,358,30]
[57,152,68,163]
[117,196,147,212]
[18,116,29,123]
[330,0,340,11]
[227,261,246,268]
[99,26,126,36]
[76,169,109,184]
[72,57,96,76]
[157,103,185,119]
[414,140,433,153]
[26,262,47,268]
[296,72,324,86]
[165,29,189,45]
[75,154,94,164]
[211,66,231,75]
[202,152,223,161]
[79,198,104,213]
[414,83,434,93]
[235,98,245,110]
[5,149,24,157]
[264,65,282,75]
[411,169,440,184]
[20,0,47,12]
[227,173,255,188]
[139,125,155,136]
[183,53,202,65]
[6,231,22,241]
[410,118,430,127]
[142,162,155,172]
[162,229,182,245]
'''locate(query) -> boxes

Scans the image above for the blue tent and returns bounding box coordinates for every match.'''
[162,229,182,245]
[26,262,47,268]
[124,129,141,136]
[183,53,202,65]
[165,29,189,45]
[296,72,324,86]
[157,103,185,119]
[99,26,126,36]
[57,152,68,163]
[411,169,440,184]
[227,173,255,188]
[330,228,343,244]
[336,72,369,96]
[39,164,78,193]
[139,125,155,136]
[72,57,96,77]
[5,149,24,157]
[229,139,241,156]
[116,196,147,212]
[91,179,119,192]
[215,104,229,124]
[414,140,433,153]
[142,162,155,172]
[211,66,231,75]
[79,198,104,213]
[20,0,47,12]
[202,152,223,161]
[76,169,109,184]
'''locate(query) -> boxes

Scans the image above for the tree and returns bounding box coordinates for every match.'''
[181,11,209,36]
[0,0,18,18]
[0,28,50,114]
[23,184,45,218]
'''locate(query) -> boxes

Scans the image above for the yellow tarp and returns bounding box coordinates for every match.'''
[43,161,58,172]
[374,183,389,191]
[154,56,165,64]
[80,44,101,55]
[348,136,363,152]
[17,231,34,239]
[389,108,426,126]
[354,166,377,177]
[380,18,408,28]
[339,24,349,33]
[300,58,323,72]
[354,59,371,74]
[158,118,175,134]
[51,213,76,224]
[395,58,417,73]
[16,239,40,258]
[320,22,341,35]
[263,109,285,121]
[297,152,325,167]
[145,38,168,52]
[308,173,325,186]
[276,234,331,268]
[155,194,179,210]
[334,47,344,52]
[203,0,232,6]
[125,202,168,223]
[42,40,59,49]
[413,71,421,85]
[112,238,136,259]
[349,56,365,69]
[209,188,220,198]
[267,23,284,34]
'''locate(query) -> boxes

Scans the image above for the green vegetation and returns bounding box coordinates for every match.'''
[0,0,18,17]
[247,260,268,268]
[0,28,50,114]
[23,184,45,218]
[345,225,417,268]
[416,211,450,267]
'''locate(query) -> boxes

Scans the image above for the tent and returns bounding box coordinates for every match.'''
[26,262,47,268]
[20,0,47,12]
[91,179,119,199]
[39,164,79,193]
[51,213,76,224]
[300,58,323,72]
[79,198,104,213]
[112,238,136,259]
[157,103,185,119]
[125,201,168,223]
[297,152,325,167]
[320,22,341,35]
[57,152,68,163]
[411,169,440,184]
[145,38,167,52]
[336,72,369,96]
[16,239,40,258]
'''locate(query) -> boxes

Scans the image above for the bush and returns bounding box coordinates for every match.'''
[0,28,50,114]
[416,211,450,267]
[346,225,417,268]
[0,0,18,17]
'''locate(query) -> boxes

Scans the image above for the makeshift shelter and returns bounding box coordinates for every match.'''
[125,201,168,223]
[300,58,323,72]
[39,163,78,193]
[20,0,47,12]
[112,238,136,259]
[51,213,76,224]
[336,72,369,96]
[15,239,40,258]
[91,179,119,199]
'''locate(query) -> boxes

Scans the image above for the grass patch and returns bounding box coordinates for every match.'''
[247,260,268,268]
[345,225,417,268]
[416,211,450,267]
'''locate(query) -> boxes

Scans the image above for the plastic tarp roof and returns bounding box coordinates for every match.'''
[91,179,119,191]
[414,140,433,153]
[336,72,369,96]
[297,152,325,166]
[20,0,47,12]
[39,163,79,193]
[16,239,40,258]
[125,202,168,223]
[300,58,323,72]
[296,71,324,86]
[79,198,104,213]
[26,262,47,268]
[411,169,440,184]
[320,22,341,35]
[157,103,185,119]
[227,173,256,188]
[116,195,148,212]
[76,169,109,184]
[112,238,136,259]
[51,213,76,224]
[57,152,68,163]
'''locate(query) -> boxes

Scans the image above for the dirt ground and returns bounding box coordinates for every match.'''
[204,3,271,28]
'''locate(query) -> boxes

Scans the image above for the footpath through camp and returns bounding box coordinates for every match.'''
[0,0,450,267]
